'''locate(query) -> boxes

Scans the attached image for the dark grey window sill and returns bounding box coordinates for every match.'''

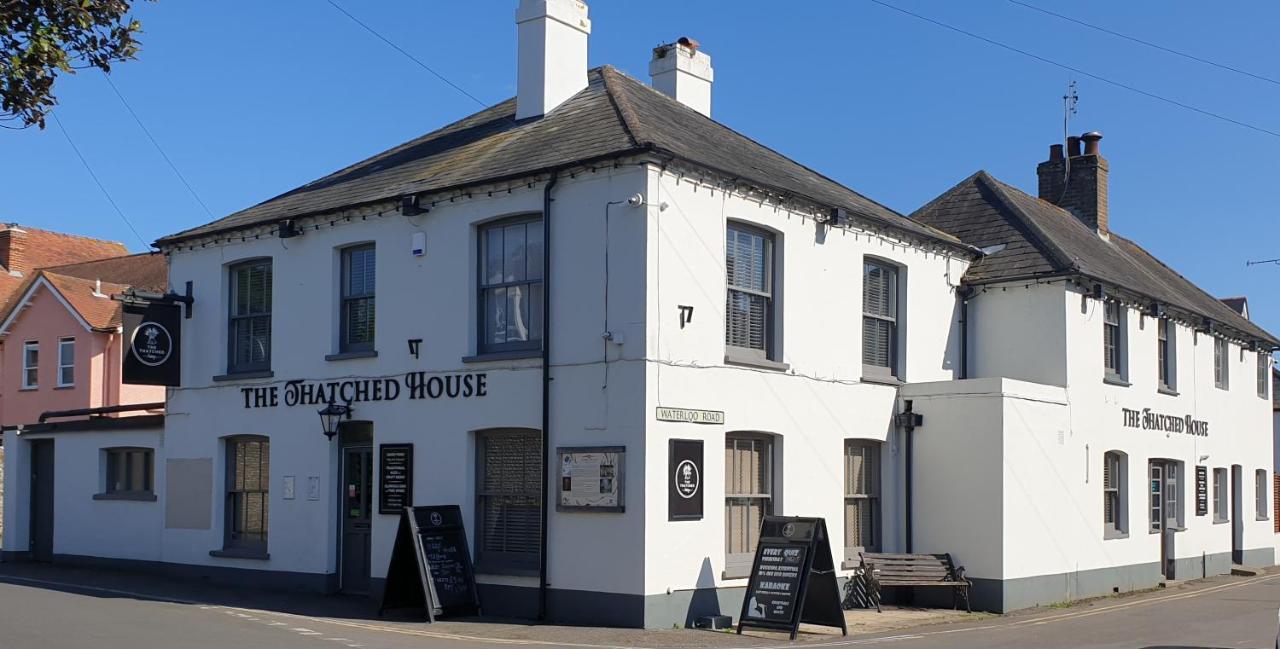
[861,373,903,387]
[209,548,270,560]
[462,349,542,363]
[18,387,36,392]
[1103,375,1130,387]
[724,349,788,372]
[93,492,157,502]
[213,371,274,382]
[54,385,75,391]
[1213,518,1228,525]
[1103,530,1128,540]
[1157,386,1179,396]
[474,566,539,578]
[325,350,378,361]
[1214,383,1229,391]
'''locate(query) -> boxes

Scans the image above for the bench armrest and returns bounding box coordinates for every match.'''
[954,565,970,584]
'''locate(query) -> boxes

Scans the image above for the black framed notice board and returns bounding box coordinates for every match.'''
[669,439,703,521]
[378,505,479,621]
[736,516,847,640]
[379,444,414,514]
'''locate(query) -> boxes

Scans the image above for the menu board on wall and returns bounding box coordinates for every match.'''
[1195,465,1208,516]
[379,444,414,515]
[556,446,624,512]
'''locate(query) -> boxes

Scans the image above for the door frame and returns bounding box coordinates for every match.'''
[336,421,374,594]
[28,439,54,562]
[1149,459,1180,580]
[1231,465,1244,564]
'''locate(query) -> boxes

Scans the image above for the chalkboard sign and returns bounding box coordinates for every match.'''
[378,505,480,621]
[737,516,847,640]
[1195,465,1208,516]
[379,444,414,514]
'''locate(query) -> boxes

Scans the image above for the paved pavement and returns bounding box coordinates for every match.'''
[0,563,1277,648]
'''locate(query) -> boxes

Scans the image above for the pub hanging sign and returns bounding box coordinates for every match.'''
[123,302,181,386]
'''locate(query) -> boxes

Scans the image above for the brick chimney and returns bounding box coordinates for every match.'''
[650,37,714,117]
[0,224,29,276]
[1037,131,1109,234]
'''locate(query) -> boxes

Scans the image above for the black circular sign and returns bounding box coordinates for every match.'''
[674,459,700,499]
[130,321,173,367]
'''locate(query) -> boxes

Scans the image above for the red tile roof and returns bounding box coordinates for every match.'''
[1,253,168,333]
[42,273,131,330]
[15,227,128,272]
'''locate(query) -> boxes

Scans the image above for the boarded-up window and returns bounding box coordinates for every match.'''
[844,441,881,559]
[229,260,272,373]
[862,261,898,375]
[476,430,541,572]
[225,437,269,552]
[725,224,774,358]
[725,434,773,576]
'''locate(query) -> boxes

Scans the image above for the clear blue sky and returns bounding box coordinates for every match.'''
[3,1,1278,334]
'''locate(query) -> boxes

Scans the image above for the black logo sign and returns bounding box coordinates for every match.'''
[123,302,181,386]
[669,440,704,521]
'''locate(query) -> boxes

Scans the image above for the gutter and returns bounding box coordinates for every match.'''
[39,402,165,423]
[537,172,558,622]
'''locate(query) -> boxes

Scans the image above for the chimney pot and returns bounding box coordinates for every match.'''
[649,36,714,117]
[1066,136,1082,157]
[1081,131,1103,156]
[1048,143,1064,162]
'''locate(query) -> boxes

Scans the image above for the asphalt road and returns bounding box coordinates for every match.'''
[0,566,1277,649]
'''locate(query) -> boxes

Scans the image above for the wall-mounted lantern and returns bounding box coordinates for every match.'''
[318,399,352,441]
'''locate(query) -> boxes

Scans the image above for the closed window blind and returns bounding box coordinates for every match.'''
[229,260,272,373]
[341,245,376,352]
[1157,319,1172,389]
[476,430,542,571]
[725,435,773,574]
[1258,352,1269,399]
[862,262,897,373]
[844,441,880,557]
[479,218,544,353]
[1257,470,1269,520]
[1213,338,1229,389]
[1213,468,1227,522]
[1103,451,1125,536]
[725,225,773,355]
[1103,300,1121,377]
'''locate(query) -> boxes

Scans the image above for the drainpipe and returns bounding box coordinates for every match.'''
[537,172,558,622]
[958,286,975,380]
[895,401,923,554]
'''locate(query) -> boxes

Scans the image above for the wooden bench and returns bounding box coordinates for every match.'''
[856,552,971,613]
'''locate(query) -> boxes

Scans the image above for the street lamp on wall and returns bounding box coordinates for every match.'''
[318,399,352,441]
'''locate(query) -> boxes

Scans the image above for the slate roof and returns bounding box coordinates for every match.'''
[0,253,168,333]
[912,171,1279,346]
[158,66,961,249]
[1219,296,1248,317]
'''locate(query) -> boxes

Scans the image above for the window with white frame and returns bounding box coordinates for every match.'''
[725,224,775,361]
[104,447,153,495]
[1103,450,1128,538]
[862,260,899,378]
[340,244,376,353]
[844,440,881,559]
[21,341,37,389]
[1213,337,1229,390]
[224,436,269,553]
[1157,318,1175,391]
[1257,469,1269,520]
[1212,468,1227,523]
[725,434,774,576]
[475,429,542,573]
[478,217,544,354]
[1258,352,1270,399]
[1103,300,1125,381]
[57,337,75,387]
[228,260,273,373]
[1149,460,1183,532]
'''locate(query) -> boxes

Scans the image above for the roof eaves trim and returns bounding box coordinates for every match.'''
[0,275,93,336]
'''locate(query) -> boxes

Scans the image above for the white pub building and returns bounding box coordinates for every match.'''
[4,0,1276,627]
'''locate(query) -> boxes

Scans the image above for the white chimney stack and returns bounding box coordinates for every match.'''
[649,37,714,117]
[515,0,591,120]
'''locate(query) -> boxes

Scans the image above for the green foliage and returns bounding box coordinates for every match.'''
[0,0,149,129]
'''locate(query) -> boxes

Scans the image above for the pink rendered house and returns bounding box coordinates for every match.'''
[0,253,168,427]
